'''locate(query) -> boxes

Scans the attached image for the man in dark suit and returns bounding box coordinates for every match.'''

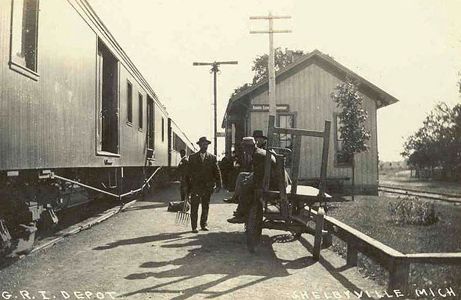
[227,136,286,224]
[177,149,190,203]
[188,137,222,233]
[223,129,267,204]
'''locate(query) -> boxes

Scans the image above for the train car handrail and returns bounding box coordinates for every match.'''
[49,167,162,200]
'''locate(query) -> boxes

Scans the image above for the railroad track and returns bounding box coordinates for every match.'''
[378,185,461,203]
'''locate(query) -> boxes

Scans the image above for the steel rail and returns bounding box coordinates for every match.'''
[379,184,461,198]
[378,185,461,203]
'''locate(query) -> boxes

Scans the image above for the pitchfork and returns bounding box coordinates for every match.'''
[175,197,190,226]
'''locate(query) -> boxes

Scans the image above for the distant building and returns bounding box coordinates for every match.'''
[222,50,398,194]
[380,160,409,171]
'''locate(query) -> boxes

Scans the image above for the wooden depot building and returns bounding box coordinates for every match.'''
[222,50,398,194]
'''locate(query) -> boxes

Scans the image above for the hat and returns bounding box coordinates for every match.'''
[252,130,267,140]
[241,137,256,146]
[196,137,211,145]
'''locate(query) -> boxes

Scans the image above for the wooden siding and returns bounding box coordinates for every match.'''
[247,63,378,188]
[0,0,169,170]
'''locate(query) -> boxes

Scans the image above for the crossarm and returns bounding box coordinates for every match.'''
[273,127,324,138]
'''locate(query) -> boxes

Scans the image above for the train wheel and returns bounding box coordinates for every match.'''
[246,200,263,253]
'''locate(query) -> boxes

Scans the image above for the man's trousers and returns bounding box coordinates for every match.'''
[190,190,212,229]
[180,179,190,202]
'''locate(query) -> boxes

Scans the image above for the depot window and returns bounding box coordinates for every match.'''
[10,0,40,79]
[276,113,295,149]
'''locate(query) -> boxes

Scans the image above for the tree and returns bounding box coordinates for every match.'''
[331,78,370,199]
[231,48,305,98]
[401,102,461,180]
[230,83,252,98]
[251,48,305,84]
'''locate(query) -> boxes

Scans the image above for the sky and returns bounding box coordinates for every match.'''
[88,0,461,161]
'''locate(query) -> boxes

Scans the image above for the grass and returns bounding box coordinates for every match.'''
[327,195,461,293]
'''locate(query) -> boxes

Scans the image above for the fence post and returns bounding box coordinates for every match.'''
[388,258,410,294]
[346,243,358,266]
[313,207,325,261]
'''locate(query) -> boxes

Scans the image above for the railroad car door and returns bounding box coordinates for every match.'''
[96,40,119,155]
[168,118,172,167]
[96,51,104,152]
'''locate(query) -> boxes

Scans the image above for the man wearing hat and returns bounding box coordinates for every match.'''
[222,129,267,204]
[227,136,281,224]
[187,137,222,233]
[252,129,267,149]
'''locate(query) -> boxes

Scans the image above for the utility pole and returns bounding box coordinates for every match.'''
[250,12,291,190]
[193,61,238,156]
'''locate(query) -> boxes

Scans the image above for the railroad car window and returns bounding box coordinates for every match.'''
[335,114,352,166]
[161,118,165,142]
[147,97,155,149]
[138,93,143,129]
[173,133,186,152]
[10,0,39,77]
[127,81,133,124]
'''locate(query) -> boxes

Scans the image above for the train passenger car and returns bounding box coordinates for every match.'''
[0,0,191,254]
[168,118,197,168]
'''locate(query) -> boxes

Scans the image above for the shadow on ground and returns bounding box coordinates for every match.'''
[94,229,374,300]
[117,230,310,299]
[93,183,376,299]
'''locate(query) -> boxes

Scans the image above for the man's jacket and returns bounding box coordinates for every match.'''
[252,148,279,190]
[177,156,190,181]
[188,151,222,193]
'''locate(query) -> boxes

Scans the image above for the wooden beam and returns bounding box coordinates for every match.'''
[388,258,410,294]
[263,116,276,192]
[276,155,289,218]
[290,135,302,195]
[313,207,325,261]
[323,214,404,258]
[273,127,324,137]
[318,121,331,197]
[307,209,404,268]
[405,253,461,265]
[346,243,358,266]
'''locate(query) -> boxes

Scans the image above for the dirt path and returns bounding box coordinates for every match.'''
[0,184,385,300]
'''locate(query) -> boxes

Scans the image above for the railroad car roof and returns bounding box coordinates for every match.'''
[72,0,169,116]
[170,118,198,152]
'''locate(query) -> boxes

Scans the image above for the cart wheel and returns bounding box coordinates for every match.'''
[246,201,263,253]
